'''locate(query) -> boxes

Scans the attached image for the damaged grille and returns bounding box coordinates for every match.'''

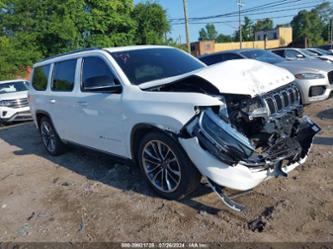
[328,71,333,85]
[263,84,300,115]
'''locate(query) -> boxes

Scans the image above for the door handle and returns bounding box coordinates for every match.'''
[49,99,56,104]
[77,101,88,107]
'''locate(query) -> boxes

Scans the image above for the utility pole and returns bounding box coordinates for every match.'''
[183,0,191,54]
[237,0,244,49]
[331,18,333,49]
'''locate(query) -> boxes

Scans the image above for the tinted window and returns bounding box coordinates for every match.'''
[200,54,222,65]
[200,53,242,65]
[271,50,285,57]
[111,48,204,85]
[52,59,76,92]
[0,81,28,94]
[82,57,117,89]
[32,65,50,91]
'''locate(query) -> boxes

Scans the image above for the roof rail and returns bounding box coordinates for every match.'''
[38,47,102,63]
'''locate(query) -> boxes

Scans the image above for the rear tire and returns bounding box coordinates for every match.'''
[39,117,67,156]
[137,131,201,200]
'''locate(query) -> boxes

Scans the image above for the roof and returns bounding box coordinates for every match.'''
[104,45,171,53]
[0,79,27,85]
[199,48,264,59]
[34,45,173,66]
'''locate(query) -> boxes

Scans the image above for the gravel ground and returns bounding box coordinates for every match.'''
[0,98,332,242]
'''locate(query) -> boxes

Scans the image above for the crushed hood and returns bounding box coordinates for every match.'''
[139,59,295,97]
[194,59,295,97]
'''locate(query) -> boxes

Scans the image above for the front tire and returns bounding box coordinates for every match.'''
[39,117,67,156]
[137,131,201,200]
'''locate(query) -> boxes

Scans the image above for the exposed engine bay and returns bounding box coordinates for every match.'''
[147,76,321,174]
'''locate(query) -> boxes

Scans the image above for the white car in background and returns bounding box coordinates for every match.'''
[305,48,333,63]
[29,46,320,211]
[0,80,32,124]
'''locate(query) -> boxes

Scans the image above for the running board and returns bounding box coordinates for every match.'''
[207,178,247,212]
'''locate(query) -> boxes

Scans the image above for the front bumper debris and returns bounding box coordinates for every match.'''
[180,108,320,211]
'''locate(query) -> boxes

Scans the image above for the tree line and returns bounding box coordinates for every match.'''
[0,0,170,80]
[0,1,332,80]
[198,2,333,46]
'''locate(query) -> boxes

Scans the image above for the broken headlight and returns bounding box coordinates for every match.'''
[195,108,255,165]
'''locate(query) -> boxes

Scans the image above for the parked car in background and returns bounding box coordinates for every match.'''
[29,46,320,211]
[0,80,32,124]
[199,49,333,104]
[317,44,333,53]
[305,48,333,63]
[270,47,332,63]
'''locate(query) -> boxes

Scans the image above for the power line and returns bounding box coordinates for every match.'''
[170,0,300,21]
[171,14,298,26]
[170,0,330,22]
[171,3,323,25]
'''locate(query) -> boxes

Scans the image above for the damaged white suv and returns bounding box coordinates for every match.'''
[29,46,320,211]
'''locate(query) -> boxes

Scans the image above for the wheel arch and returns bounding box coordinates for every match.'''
[130,123,179,162]
[35,110,54,129]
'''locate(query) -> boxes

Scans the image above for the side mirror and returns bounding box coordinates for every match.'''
[82,76,122,93]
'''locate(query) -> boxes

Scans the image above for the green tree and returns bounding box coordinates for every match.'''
[0,36,41,80]
[216,34,233,43]
[234,16,253,41]
[254,18,273,32]
[84,0,136,47]
[199,23,218,41]
[313,2,333,42]
[132,2,170,45]
[291,9,325,46]
[0,0,139,79]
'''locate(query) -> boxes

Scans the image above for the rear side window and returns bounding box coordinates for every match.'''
[200,54,221,65]
[52,59,77,92]
[200,53,242,65]
[81,57,117,89]
[32,65,50,91]
[272,50,285,57]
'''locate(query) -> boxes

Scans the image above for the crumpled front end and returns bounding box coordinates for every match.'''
[179,83,321,191]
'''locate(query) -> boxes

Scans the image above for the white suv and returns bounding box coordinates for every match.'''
[0,79,32,124]
[29,46,320,211]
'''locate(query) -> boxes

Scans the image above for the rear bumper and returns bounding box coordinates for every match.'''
[0,106,32,123]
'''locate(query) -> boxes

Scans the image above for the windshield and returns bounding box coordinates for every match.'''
[110,48,205,85]
[240,50,285,64]
[0,81,28,94]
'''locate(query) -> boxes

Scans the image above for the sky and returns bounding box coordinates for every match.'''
[133,0,331,42]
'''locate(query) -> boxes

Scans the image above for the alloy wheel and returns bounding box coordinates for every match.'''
[141,140,181,193]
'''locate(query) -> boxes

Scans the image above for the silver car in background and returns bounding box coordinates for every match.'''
[270,47,333,64]
[305,48,333,63]
[199,49,333,104]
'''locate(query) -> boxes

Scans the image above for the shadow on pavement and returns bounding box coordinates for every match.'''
[0,122,224,215]
[317,108,333,120]
[313,136,333,146]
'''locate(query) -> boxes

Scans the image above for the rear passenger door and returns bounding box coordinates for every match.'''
[49,59,78,139]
